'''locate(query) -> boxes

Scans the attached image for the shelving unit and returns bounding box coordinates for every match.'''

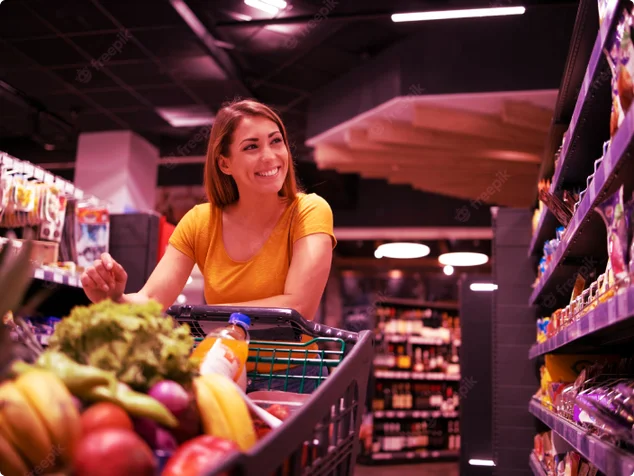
[521,1,634,475]
[0,151,97,291]
[361,299,461,465]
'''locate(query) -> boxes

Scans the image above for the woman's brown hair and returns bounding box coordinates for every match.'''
[204,98,300,208]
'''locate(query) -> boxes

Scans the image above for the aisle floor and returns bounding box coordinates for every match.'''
[355,462,459,476]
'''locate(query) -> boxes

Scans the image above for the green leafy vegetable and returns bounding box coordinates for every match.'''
[48,300,197,392]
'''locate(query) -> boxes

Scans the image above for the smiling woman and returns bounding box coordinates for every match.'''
[80,98,337,391]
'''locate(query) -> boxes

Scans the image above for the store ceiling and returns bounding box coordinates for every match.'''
[0,0,580,240]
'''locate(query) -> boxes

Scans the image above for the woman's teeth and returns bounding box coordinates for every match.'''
[256,167,280,177]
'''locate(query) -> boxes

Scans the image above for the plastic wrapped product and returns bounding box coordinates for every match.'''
[594,185,630,281]
[605,9,630,136]
[618,15,634,114]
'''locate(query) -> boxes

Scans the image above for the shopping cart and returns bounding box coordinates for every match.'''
[167,304,374,476]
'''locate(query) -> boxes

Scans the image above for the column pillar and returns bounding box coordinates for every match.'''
[74,131,159,213]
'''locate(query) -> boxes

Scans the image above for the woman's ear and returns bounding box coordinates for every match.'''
[218,156,232,175]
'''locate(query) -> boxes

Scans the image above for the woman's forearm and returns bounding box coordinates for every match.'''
[116,292,152,305]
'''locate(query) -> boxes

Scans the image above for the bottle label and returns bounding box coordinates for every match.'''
[200,339,241,380]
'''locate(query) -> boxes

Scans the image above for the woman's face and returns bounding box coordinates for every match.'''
[221,115,289,196]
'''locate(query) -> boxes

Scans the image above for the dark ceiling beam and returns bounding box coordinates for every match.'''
[168,0,252,97]
[216,11,391,27]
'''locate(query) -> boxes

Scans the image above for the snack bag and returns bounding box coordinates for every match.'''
[605,9,630,135]
[594,185,629,281]
[617,15,634,114]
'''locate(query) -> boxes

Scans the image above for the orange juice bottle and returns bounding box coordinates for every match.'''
[194,313,251,384]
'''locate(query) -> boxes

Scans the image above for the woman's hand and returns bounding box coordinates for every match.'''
[80,252,128,303]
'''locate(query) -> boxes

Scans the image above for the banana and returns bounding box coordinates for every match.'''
[202,374,257,451]
[0,381,53,468]
[193,376,235,442]
[36,351,116,394]
[0,430,29,476]
[14,369,82,467]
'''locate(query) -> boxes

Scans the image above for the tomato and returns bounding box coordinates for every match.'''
[73,428,156,476]
[81,402,133,435]
[162,435,240,476]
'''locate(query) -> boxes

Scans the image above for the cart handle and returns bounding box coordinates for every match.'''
[166,305,359,343]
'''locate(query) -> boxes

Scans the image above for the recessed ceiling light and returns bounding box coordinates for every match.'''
[443,265,454,276]
[438,252,489,267]
[244,0,280,14]
[469,458,496,466]
[470,283,498,292]
[177,294,187,304]
[375,242,430,259]
[392,6,525,23]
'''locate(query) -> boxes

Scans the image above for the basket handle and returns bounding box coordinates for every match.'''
[166,305,359,343]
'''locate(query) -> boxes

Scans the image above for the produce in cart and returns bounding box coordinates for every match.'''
[0,247,293,476]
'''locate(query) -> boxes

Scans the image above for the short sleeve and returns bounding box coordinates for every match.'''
[168,205,200,261]
[291,194,337,249]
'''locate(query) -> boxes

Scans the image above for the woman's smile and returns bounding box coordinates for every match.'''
[255,166,281,178]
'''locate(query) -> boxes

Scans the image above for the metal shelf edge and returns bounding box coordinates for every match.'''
[528,400,634,475]
[529,285,634,358]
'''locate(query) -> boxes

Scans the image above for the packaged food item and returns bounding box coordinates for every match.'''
[594,185,630,281]
[618,15,634,114]
[605,7,631,136]
[192,313,251,389]
[75,205,110,268]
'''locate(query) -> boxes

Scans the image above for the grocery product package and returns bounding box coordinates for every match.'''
[594,185,630,281]
[75,204,110,269]
[605,6,631,136]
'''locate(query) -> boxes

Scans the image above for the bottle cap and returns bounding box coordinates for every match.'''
[229,312,251,330]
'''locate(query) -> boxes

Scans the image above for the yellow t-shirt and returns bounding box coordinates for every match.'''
[168,192,337,372]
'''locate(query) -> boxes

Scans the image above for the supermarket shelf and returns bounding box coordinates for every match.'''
[529,285,634,358]
[529,400,634,475]
[528,209,560,258]
[374,370,461,381]
[33,267,83,289]
[529,452,547,476]
[376,297,459,311]
[364,449,459,463]
[373,410,459,419]
[548,2,618,194]
[380,334,459,346]
[529,104,634,309]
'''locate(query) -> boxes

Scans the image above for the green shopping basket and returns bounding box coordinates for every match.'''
[167,305,374,476]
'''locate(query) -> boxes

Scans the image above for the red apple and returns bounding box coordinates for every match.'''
[161,435,240,476]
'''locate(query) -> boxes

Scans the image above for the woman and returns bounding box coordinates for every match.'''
[80,98,337,392]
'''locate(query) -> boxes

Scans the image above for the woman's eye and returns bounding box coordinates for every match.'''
[271,138,282,145]
[244,144,256,151]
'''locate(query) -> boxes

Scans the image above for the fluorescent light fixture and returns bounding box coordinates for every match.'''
[157,106,215,128]
[244,0,279,14]
[470,283,498,292]
[375,242,430,259]
[392,6,525,23]
[438,252,489,267]
[443,265,454,276]
[469,459,496,466]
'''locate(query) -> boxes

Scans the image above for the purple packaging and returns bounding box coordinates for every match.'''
[594,185,630,281]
